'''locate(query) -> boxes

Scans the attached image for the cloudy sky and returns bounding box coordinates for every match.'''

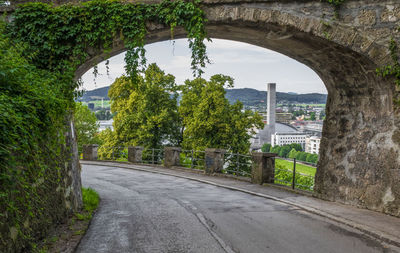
[81,39,327,94]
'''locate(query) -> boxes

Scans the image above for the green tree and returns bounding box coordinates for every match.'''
[310,112,316,121]
[74,102,99,153]
[278,145,292,158]
[109,63,180,149]
[271,145,281,155]
[261,143,272,152]
[180,75,264,153]
[288,148,298,159]
[289,143,303,152]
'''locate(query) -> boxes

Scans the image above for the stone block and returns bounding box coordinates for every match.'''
[164,147,181,167]
[205,148,226,174]
[82,144,98,161]
[128,146,143,163]
[251,152,276,185]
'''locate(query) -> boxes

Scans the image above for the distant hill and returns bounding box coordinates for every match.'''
[78,86,327,105]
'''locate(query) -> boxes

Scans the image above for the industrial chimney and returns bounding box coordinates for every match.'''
[267,83,276,136]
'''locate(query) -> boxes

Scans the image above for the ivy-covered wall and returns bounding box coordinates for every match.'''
[1,0,208,251]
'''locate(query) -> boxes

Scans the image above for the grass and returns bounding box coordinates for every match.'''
[275,159,316,176]
[76,187,100,221]
[82,100,111,108]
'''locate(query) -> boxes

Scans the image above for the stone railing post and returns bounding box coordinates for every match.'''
[128,146,144,163]
[82,144,98,160]
[205,148,226,174]
[164,147,181,167]
[251,152,276,185]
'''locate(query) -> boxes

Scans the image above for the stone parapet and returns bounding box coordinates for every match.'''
[205,148,226,174]
[164,147,181,167]
[251,152,276,185]
[128,146,144,163]
[82,144,98,161]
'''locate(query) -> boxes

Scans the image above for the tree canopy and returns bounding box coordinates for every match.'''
[108,63,180,149]
[179,74,264,153]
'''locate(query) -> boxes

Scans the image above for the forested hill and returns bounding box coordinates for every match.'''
[78,86,327,105]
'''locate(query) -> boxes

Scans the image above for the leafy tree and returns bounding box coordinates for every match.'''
[310,112,316,121]
[289,143,303,152]
[261,143,272,152]
[288,148,298,159]
[109,63,180,149]
[271,146,281,155]
[180,75,264,153]
[74,102,99,153]
[278,145,292,158]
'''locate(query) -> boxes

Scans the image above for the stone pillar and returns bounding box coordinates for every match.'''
[164,147,181,167]
[82,144,98,161]
[251,152,276,185]
[205,148,226,174]
[128,146,143,163]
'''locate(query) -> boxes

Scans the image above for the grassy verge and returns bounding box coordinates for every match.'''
[76,187,100,221]
[275,159,316,176]
[33,187,100,252]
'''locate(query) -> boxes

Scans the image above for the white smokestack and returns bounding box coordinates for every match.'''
[267,83,276,135]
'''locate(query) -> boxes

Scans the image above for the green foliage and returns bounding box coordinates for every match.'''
[275,164,315,191]
[278,145,291,158]
[74,102,99,153]
[288,148,298,159]
[276,159,316,176]
[377,38,400,105]
[109,63,180,149]
[76,187,100,221]
[3,0,209,250]
[82,187,99,213]
[325,0,346,7]
[8,0,209,78]
[261,143,271,152]
[0,21,71,251]
[180,75,264,153]
[310,112,316,121]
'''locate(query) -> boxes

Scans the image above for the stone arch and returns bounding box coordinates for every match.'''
[74,0,400,216]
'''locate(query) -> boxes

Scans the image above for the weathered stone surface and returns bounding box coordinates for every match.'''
[164,147,181,167]
[3,0,400,217]
[128,146,144,163]
[251,153,276,185]
[205,148,226,174]
[82,144,98,161]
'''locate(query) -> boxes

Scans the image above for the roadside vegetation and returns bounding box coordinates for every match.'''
[32,188,100,253]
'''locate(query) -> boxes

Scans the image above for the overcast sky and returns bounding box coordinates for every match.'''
[81,39,327,94]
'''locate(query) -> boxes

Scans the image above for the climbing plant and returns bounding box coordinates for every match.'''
[377,38,400,104]
[1,0,210,251]
[8,0,209,80]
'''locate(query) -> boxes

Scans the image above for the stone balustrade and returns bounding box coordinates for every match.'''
[83,145,277,184]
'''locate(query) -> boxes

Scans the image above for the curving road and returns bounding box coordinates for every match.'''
[76,164,397,253]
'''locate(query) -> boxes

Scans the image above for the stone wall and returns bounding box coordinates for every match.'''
[2,0,399,216]
[1,117,82,252]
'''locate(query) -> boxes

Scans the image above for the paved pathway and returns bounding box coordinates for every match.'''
[77,163,400,253]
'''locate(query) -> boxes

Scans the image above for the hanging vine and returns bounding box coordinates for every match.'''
[1,0,210,250]
[8,0,209,83]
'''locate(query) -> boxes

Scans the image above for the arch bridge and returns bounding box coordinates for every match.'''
[3,0,400,216]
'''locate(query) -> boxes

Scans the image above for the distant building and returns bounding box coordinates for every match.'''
[305,136,321,154]
[271,132,307,150]
[251,83,306,150]
[88,103,95,110]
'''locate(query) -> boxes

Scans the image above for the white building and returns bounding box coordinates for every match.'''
[305,136,321,154]
[271,132,307,150]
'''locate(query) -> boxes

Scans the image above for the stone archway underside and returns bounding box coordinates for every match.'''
[73,0,400,216]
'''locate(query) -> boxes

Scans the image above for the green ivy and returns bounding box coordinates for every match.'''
[8,0,209,79]
[2,0,210,250]
[377,38,400,105]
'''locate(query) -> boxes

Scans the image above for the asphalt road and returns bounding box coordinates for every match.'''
[77,164,397,253]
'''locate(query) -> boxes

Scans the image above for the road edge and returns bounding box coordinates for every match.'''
[80,160,400,248]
